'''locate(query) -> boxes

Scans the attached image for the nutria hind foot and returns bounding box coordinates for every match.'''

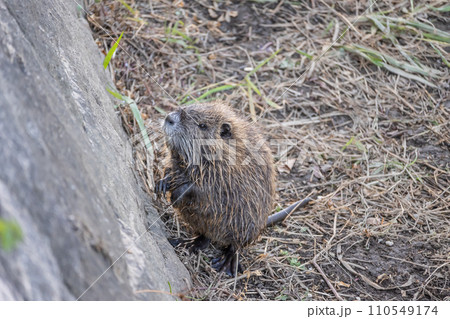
[212,246,242,276]
[168,235,210,254]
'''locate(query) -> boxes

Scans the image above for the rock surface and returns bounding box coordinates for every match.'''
[0,0,190,300]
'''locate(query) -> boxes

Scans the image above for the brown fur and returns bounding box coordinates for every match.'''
[160,102,276,251]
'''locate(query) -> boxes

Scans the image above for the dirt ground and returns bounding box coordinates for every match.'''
[86,0,449,300]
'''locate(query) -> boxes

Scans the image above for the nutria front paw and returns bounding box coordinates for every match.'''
[156,175,171,196]
[168,235,210,254]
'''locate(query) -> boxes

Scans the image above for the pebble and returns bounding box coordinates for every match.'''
[385,241,394,247]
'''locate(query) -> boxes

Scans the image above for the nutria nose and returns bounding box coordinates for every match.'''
[165,112,180,126]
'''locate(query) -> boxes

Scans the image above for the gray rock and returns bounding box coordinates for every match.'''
[0,0,190,300]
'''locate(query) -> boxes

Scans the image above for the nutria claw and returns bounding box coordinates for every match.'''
[212,246,242,277]
[156,176,170,196]
[168,235,211,254]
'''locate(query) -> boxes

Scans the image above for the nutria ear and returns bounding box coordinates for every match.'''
[220,123,232,139]
[179,108,187,120]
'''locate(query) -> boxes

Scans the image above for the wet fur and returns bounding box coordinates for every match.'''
[161,102,276,250]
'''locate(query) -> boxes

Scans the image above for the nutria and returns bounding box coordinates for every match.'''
[157,102,311,275]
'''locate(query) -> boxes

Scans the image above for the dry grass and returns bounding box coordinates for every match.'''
[86,0,449,301]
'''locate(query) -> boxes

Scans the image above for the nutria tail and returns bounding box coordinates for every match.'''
[266,197,312,227]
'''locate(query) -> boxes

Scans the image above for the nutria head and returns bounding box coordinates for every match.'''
[163,102,245,166]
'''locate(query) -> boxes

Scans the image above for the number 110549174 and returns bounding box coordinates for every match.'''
[368,305,438,316]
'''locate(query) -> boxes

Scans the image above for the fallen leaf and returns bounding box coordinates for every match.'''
[376,273,389,284]
[208,8,218,19]
[277,158,296,174]
[366,217,381,226]
[312,165,324,179]
[337,281,350,288]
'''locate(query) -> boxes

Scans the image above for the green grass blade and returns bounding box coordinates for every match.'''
[105,87,153,153]
[183,84,236,104]
[264,97,282,109]
[246,48,282,78]
[366,14,450,44]
[368,15,388,33]
[367,16,420,67]
[429,5,450,12]
[343,45,438,87]
[196,84,235,100]
[123,95,153,154]
[354,140,367,153]
[381,62,437,88]
[295,49,313,60]
[341,136,355,151]
[167,21,193,43]
[342,45,383,66]
[430,43,450,68]
[385,16,450,42]
[153,105,167,114]
[323,19,335,35]
[118,0,136,15]
[103,31,124,69]
[172,29,193,43]
[345,44,441,77]
[422,32,450,43]
[126,17,148,25]
[106,86,125,101]
[248,84,256,121]
[163,38,188,47]
[245,76,261,96]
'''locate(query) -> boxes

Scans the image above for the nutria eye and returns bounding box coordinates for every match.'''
[198,123,207,130]
[220,123,232,139]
